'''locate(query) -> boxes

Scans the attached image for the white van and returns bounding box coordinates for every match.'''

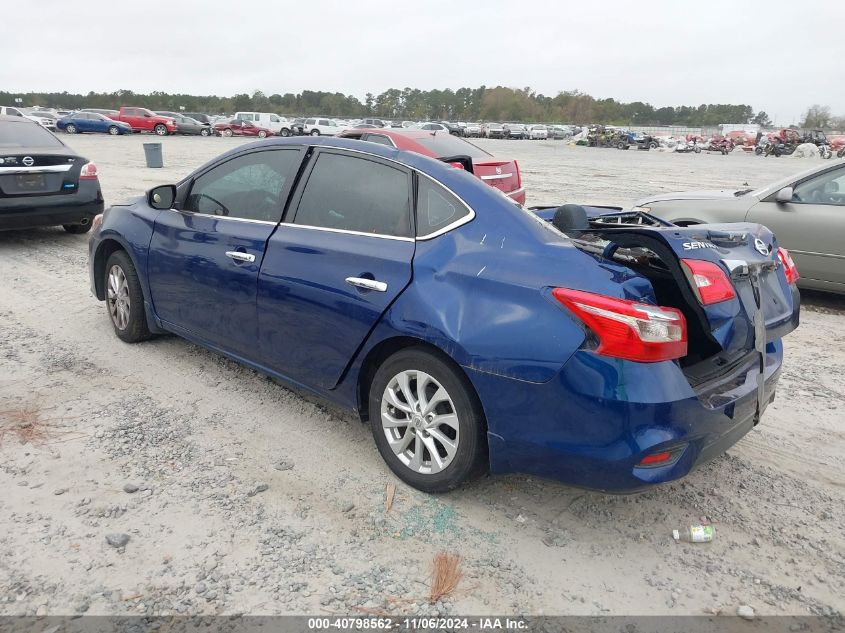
[233,112,292,136]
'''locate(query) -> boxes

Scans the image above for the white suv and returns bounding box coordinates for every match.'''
[303,117,344,136]
[528,124,548,140]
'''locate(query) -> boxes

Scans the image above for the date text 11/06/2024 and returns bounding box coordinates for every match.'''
[307,617,528,630]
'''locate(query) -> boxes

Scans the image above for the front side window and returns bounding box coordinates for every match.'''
[416,176,470,237]
[293,152,411,238]
[792,166,845,206]
[184,149,300,222]
[305,118,315,125]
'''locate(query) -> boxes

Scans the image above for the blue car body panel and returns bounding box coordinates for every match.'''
[58,114,130,134]
[89,136,799,491]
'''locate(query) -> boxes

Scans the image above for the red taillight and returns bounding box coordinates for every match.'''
[639,451,673,466]
[552,288,687,362]
[777,247,799,285]
[79,162,98,179]
[447,161,466,170]
[680,259,736,305]
[514,159,522,188]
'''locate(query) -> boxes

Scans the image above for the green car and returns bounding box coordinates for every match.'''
[633,161,845,294]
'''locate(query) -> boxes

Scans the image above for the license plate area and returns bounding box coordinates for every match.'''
[16,173,47,190]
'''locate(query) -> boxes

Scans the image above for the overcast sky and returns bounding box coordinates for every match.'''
[3,0,843,124]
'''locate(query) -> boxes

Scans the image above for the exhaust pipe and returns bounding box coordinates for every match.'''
[80,217,90,225]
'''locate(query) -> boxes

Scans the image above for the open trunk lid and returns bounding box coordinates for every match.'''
[534,206,800,390]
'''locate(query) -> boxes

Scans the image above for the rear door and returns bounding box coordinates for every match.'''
[146,147,304,357]
[257,148,415,389]
[746,163,845,286]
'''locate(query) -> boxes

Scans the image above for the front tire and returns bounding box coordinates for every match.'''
[65,124,78,134]
[200,127,210,137]
[258,130,267,138]
[104,251,151,344]
[154,124,167,136]
[368,347,487,493]
[108,125,119,135]
[223,128,233,137]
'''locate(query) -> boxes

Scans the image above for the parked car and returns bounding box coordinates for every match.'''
[0,106,26,118]
[212,119,273,138]
[27,110,59,129]
[1,106,55,130]
[633,162,845,294]
[483,123,505,139]
[338,128,526,204]
[88,136,798,492]
[361,118,386,128]
[155,112,212,136]
[464,123,482,138]
[80,108,120,119]
[234,112,291,136]
[528,124,548,140]
[0,115,103,233]
[113,107,177,135]
[503,123,528,140]
[57,112,132,135]
[414,122,451,134]
[183,112,212,125]
[302,117,343,136]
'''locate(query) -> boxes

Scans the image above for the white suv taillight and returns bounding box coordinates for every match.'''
[80,162,98,179]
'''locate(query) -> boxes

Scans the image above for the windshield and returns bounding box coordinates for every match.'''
[0,121,64,148]
[414,135,491,159]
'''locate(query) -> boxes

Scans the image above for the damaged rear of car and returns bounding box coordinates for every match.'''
[502,203,801,490]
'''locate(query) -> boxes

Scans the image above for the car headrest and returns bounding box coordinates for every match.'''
[552,204,590,236]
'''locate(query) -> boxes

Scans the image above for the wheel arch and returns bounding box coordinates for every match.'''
[92,238,130,300]
[355,335,484,427]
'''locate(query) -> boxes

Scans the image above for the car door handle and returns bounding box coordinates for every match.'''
[345,277,388,292]
[225,251,255,263]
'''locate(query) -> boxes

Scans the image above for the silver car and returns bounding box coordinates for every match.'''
[633,161,845,294]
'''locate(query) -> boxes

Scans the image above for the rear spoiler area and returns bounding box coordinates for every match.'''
[437,155,475,174]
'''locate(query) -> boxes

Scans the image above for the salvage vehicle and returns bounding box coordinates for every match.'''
[338,128,526,204]
[234,112,291,136]
[155,112,212,136]
[0,115,103,233]
[58,112,132,135]
[88,136,799,493]
[633,161,845,293]
[483,123,505,139]
[303,118,344,136]
[113,107,177,135]
[213,119,273,138]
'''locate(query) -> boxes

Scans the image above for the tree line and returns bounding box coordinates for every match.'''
[1,86,839,128]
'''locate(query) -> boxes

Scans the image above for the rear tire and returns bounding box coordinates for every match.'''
[63,223,91,234]
[223,128,233,137]
[368,347,487,493]
[104,251,151,344]
[310,129,320,136]
[65,124,78,134]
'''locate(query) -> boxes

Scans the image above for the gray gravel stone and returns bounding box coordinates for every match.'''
[105,533,130,548]
[737,605,755,620]
[123,483,139,494]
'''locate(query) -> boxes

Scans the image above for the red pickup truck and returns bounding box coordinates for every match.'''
[115,107,177,135]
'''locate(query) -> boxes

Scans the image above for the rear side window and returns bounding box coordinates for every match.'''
[364,134,394,147]
[0,121,63,148]
[416,176,470,237]
[185,149,300,222]
[293,153,411,238]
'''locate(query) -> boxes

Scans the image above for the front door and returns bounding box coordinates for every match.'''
[748,163,845,287]
[147,147,304,357]
[257,149,415,390]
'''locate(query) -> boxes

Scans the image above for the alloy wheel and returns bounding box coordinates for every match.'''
[381,370,459,475]
[107,265,130,330]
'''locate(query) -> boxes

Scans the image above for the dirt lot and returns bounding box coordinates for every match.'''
[1,135,843,618]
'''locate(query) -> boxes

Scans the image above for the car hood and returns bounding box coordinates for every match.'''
[634,189,756,207]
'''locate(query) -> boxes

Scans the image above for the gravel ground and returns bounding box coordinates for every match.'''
[0,135,843,618]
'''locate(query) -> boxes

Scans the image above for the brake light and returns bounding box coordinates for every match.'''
[552,288,687,362]
[680,259,736,305]
[79,162,98,179]
[514,160,522,188]
[447,162,466,170]
[777,247,799,285]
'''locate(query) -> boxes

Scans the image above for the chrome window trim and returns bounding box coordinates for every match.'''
[414,171,476,241]
[0,164,73,174]
[167,208,278,226]
[282,222,415,242]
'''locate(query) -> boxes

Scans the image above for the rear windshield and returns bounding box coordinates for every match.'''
[0,121,64,148]
[414,135,491,159]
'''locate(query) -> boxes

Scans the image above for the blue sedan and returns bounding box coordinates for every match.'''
[58,112,132,135]
[87,137,800,493]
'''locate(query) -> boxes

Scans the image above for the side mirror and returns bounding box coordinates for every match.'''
[148,184,176,210]
[775,186,794,203]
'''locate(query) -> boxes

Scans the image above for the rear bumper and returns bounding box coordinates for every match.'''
[0,181,104,230]
[506,187,526,205]
[467,341,783,492]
